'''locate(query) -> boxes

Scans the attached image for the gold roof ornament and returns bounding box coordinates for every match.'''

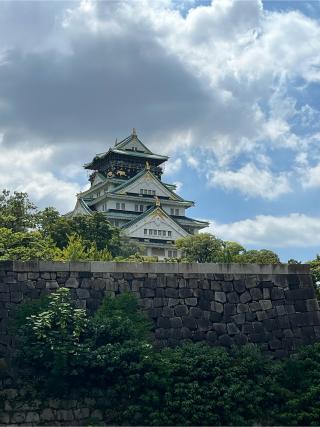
[155,196,161,207]
[145,161,151,171]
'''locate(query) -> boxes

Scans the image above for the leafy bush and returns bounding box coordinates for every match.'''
[15,289,320,426]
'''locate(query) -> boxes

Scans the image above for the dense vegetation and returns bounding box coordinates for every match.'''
[14,289,320,426]
[1,189,320,278]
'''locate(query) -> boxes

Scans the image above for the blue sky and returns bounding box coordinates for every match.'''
[0,0,320,262]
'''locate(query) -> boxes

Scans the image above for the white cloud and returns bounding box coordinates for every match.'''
[0,143,81,212]
[163,158,182,175]
[208,163,291,199]
[205,213,320,248]
[300,162,320,189]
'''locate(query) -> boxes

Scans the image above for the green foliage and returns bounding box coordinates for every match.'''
[38,209,120,253]
[0,190,37,231]
[0,227,57,261]
[234,249,281,264]
[176,233,224,263]
[175,233,281,264]
[14,290,320,425]
[273,343,320,426]
[54,234,113,261]
[16,288,87,384]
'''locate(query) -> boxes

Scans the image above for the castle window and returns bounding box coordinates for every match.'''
[121,203,125,210]
[149,229,152,235]
[168,231,172,237]
[116,202,120,210]
[170,208,174,215]
[152,190,156,196]
[135,204,139,212]
[140,204,144,212]
[140,189,143,195]
[163,231,167,237]
[144,229,147,235]
[175,209,179,216]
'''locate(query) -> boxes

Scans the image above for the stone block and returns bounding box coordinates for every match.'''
[275,305,286,316]
[65,277,79,288]
[91,409,103,420]
[286,288,315,301]
[185,297,198,306]
[277,316,290,329]
[240,291,251,304]
[167,298,179,307]
[46,280,59,289]
[269,338,282,350]
[306,299,319,311]
[237,303,249,313]
[157,317,171,329]
[182,316,197,330]
[40,408,54,421]
[233,313,245,325]
[166,276,178,288]
[197,318,210,331]
[174,305,188,317]
[210,281,222,291]
[179,288,193,298]
[11,412,26,423]
[227,322,240,335]
[294,300,307,312]
[170,317,182,328]
[140,288,155,298]
[215,291,226,303]
[190,307,202,318]
[74,408,90,420]
[10,291,23,303]
[218,334,233,347]
[181,327,192,338]
[227,292,239,303]
[250,288,263,300]
[222,282,233,292]
[271,288,285,300]
[155,297,167,307]
[245,275,257,289]
[57,409,74,421]
[162,306,174,318]
[234,279,246,293]
[260,299,272,310]
[256,311,268,321]
[76,288,90,299]
[207,330,217,343]
[211,301,223,313]
[199,297,211,310]
[165,288,179,298]
[212,323,226,334]
[258,280,274,288]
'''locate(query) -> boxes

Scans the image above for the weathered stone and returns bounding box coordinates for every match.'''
[227,322,240,335]
[276,305,286,316]
[174,305,188,316]
[249,301,261,312]
[11,412,26,423]
[46,280,59,289]
[240,291,252,304]
[189,306,202,318]
[165,288,179,298]
[271,288,285,300]
[65,277,79,288]
[140,288,155,298]
[215,291,226,303]
[40,408,54,421]
[91,409,103,420]
[227,292,239,303]
[197,318,210,331]
[157,317,171,329]
[179,288,193,298]
[185,297,197,306]
[218,334,233,347]
[211,301,223,313]
[222,282,233,292]
[233,313,246,325]
[211,322,226,335]
[260,299,272,310]
[162,306,174,317]
[306,299,319,311]
[237,303,249,313]
[56,409,74,421]
[24,412,40,423]
[234,279,246,293]
[250,288,263,300]
[182,316,197,330]
[170,317,182,328]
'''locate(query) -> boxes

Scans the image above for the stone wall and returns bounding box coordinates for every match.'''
[0,261,319,358]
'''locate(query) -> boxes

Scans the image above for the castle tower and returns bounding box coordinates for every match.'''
[70,129,208,259]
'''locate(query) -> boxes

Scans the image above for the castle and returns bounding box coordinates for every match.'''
[70,129,208,259]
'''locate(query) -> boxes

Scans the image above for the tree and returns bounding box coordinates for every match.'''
[234,249,280,264]
[175,233,224,263]
[0,227,57,261]
[220,241,246,262]
[55,234,112,261]
[0,190,37,231]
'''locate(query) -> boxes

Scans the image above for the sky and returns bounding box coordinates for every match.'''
[0,0,320,262]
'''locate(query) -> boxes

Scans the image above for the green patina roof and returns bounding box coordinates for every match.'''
[111,168,187,203]
[84,132,168,169]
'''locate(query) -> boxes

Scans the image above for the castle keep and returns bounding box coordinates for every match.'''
[70,129,208,258]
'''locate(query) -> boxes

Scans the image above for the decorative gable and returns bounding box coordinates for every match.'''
[113,170,180,200]
[116,130,152,154]
[124,207,189,240]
